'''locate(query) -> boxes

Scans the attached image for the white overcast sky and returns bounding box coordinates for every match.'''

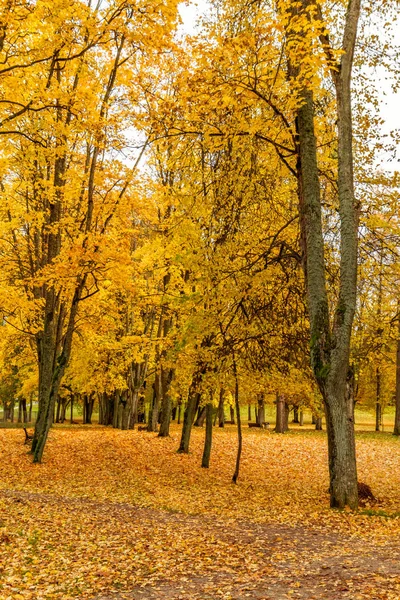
[178,2,400,172]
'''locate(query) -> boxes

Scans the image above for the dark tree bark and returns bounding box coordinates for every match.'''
[394,316,400,436]
[375,367,381,432]
[293,407,299,423]
[299,410,304,426]
[275,394,286,433]
[284,0,361,508]
[159,368,174,437]
[218,390,225,427]
[194,406,206,427]
[232,362,242,483]
[201,402,213,468]
[177,391,198,453]
[177,401,182,425]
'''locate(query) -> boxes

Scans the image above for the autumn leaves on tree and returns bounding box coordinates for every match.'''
[0,0,398,510]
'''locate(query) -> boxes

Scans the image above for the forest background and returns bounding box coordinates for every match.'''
[1,0,400,598]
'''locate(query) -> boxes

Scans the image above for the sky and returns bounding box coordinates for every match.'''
[178,1,400,172]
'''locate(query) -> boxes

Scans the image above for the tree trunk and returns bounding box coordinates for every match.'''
[177,391,198,453]
[232,365,242,483]
[201,402,213,468]
[394,316,400,435]
[177,401,182,425]
[275,394,286,433]
[286,0,361,509]
[218,390,225,427]
[194,406,206,427]
[284,402,289,432]
[230,405,235,425]
[299,411,304,426]
[256,393,265,426]
[315,417,323,430]
[375,367,381,432]
[248,404,251,421]
[60,398,70,423]
[293,407,299,423]
[28,394,33,423]
[148,374,161,432]
[159,368,174,437]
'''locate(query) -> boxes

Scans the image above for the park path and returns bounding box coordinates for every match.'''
[2,488,400,600]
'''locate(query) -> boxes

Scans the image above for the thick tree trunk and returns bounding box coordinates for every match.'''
[201,402,213,468]
[286,0,361,508]
[177,391,198,453]
[275,394,286,433]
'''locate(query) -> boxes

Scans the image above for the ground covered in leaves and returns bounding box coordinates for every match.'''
[0,425,400,599]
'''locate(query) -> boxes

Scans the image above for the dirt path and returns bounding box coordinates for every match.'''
[2,489,399,600]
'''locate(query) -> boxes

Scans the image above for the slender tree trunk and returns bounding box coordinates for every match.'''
[201,402,213,468]
[70,394,74,424]
[232,365,242,483]
[315,417,323,430]
[159,369,174,437]
[248,404,251,421]
[230,405,235,425]
[299,410,304,426]
[375,367,381,432]
[293,407,299,423]
[394,316,400,435]
[218,390,225,427]
[177,401,182,425]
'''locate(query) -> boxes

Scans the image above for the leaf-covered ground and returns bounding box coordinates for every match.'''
[0,425,400,599]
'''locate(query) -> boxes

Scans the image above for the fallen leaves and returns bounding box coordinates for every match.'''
[0,425,399,599]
